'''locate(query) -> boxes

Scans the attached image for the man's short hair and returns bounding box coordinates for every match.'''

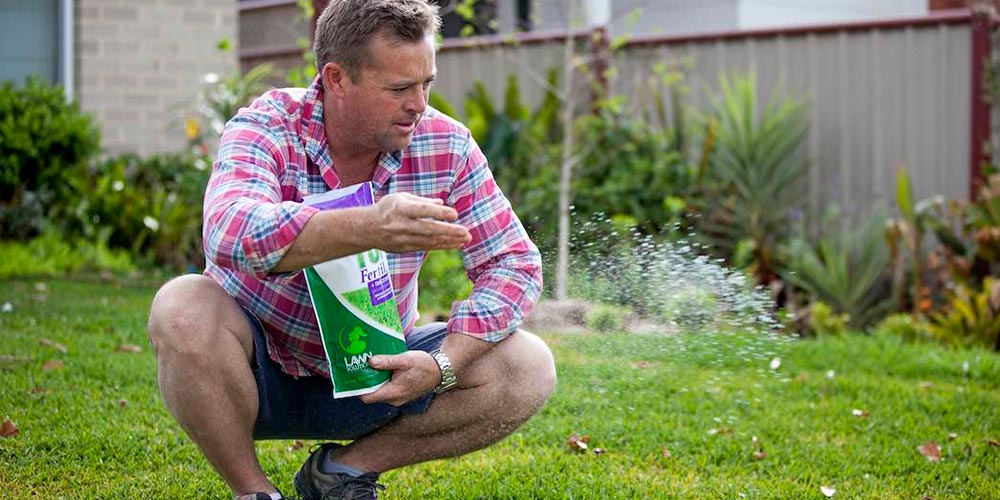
[314,0,441,80]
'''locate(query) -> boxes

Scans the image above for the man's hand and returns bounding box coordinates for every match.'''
[368,193,471,253]
[360,350,442,406]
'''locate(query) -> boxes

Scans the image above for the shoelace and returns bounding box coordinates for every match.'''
[320,473,386,500]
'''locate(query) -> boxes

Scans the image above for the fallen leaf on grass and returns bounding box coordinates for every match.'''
[1,419,18,437]
[707,427,733,436]
[29,386,47,394]
[38,339,67,353]
[851,409,869,419]
[918,441,941,462]
[820,485,836,497]
[288,440,305,452]
[117,344,142,353]
[986,439,999,447]
[42,360,64,371]
[751,435,766,460]
[630,361,654,369]
[567,433,589,452]
[661,446,672,459]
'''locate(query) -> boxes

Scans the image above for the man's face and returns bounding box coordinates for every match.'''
[338,32,437,154]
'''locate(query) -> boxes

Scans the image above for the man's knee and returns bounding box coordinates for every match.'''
[496,330,557,421]
[147,274,247,358]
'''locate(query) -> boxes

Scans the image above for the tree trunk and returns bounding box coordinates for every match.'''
[555,0,578,301]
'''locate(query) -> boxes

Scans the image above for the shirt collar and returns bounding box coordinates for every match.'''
[302,75,337,188]
[303,74,405,192]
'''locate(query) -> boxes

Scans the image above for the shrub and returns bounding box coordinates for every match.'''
[0,77,101,238]
[778,207,893,329]
[0,230,135,279]
[661,286,719,332]
[55,152,210,271]
[693,72,810,284]
[872,313,933,343]
[417,250,473,320]
[584,304,630,333]
[925,277,1000,351]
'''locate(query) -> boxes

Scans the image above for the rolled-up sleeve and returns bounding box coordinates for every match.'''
[202,107,318,278]
[446,135,543,341]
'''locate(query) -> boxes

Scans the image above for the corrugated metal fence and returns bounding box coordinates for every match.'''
[433,10,987,219]
[238,6,989,219]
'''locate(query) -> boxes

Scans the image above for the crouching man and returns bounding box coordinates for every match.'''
[146,1,555,498]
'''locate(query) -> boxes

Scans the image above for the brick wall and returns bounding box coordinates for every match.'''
[76,0,236,156]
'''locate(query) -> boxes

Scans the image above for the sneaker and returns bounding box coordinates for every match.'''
[234,492,283,500]
[294,443,385,500]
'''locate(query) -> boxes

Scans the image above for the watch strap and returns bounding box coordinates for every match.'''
[430,348,457,394]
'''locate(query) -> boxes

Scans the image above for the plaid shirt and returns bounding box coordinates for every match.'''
[202,76,541,379]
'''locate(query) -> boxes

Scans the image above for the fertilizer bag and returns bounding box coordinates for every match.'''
[302,182,406,398]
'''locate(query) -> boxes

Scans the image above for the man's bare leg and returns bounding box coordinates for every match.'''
[327,330,557,472]
[147,275,276,496]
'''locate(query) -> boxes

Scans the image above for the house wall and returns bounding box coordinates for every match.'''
[76,0,237,156]
[529,0,927,36]
[739,0,927,29]
[532,0,741,37]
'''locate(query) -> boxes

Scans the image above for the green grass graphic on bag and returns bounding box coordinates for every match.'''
[302,183,406,398]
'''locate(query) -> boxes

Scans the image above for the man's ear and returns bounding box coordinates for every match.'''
[321,62,349,98]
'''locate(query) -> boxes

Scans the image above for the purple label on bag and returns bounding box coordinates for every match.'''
[306,182,373,210]
[367,273,393,307]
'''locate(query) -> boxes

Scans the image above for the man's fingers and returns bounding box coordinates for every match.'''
[404,200,459,222]
[359,385,405,406]
[370,354,408,370]
[396,192,444,204]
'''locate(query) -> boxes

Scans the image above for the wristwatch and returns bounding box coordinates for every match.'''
[429,348,458,394]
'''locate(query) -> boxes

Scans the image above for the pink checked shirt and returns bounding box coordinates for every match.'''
[203,76,542,378]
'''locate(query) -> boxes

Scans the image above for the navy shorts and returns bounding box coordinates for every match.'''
[244,309,447,441]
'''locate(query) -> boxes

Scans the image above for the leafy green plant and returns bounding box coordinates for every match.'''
[432,71,563,238]
[778,208,893,329]
[0,230,135,278]
[571,110,697,236]
[873,313,933,343]
[584,303,630,333]
[806,301,850,336]
[0,77,101,238]
[284,0,318,87]
[187,64,274,155]
[55,153,210,271]
[925,277,1000,351]
[417,250,473,320]
[890,170,1000,321]
[694,72,810,284]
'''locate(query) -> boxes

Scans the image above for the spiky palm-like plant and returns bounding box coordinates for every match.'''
[695,72,810,284]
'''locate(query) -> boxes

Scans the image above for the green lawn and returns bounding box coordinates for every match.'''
[1,277,999,499]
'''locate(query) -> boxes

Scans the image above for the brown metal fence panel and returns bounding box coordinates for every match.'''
[433,14,976,220]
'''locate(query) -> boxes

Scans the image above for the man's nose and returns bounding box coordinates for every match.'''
[405,87,427,115]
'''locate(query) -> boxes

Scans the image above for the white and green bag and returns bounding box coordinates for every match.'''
[302,182,406,398]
